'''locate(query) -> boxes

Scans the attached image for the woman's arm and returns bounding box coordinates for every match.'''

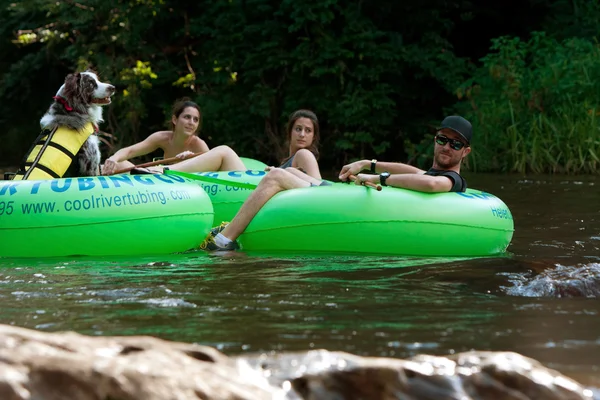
[103,132,166,175]
[291,149,322,179]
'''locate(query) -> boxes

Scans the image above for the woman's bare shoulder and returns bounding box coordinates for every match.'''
[146,130,173,145]
[189,136,209,151]
[149,130,173,139]
[294,148,318,160]
[189,135,206,144]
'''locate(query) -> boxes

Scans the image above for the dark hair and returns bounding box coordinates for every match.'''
[170,98,202,133]
[281,109,320,164]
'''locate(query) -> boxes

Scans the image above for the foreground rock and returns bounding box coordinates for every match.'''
[0,325,593,400]
[244,351,596,400]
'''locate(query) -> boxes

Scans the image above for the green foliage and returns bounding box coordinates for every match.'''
[0,0,469,169]
[2,0,599,174]
[454,32,600,173]
[538,0,600,40]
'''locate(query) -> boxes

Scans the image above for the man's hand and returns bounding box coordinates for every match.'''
[353,173,379,186]
[338,160,369,182]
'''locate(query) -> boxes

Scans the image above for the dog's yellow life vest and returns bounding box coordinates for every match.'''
[13,123,96,181]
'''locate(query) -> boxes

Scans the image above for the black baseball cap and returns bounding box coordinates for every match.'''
[437,116,472,144]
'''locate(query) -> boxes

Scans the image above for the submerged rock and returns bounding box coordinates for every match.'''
[243,350,595,400]
[0,324,594,400]
[504,263,600,298]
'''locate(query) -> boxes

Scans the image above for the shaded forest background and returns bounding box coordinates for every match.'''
[1,0,599,174]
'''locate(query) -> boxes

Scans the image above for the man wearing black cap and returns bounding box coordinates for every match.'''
[338,115,472,192]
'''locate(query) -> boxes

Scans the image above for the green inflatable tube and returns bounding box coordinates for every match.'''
[178,169,266,223]
[238,183,514,256]
[240,157,268,170]
[161,157,268,223]
[0,174,214,258]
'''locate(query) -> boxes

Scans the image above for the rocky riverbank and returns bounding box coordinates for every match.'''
[0,324,594,399]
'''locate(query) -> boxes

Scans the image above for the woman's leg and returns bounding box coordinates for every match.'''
[220,168,311,241]
[283,167,322,186]
[169,145,246,172]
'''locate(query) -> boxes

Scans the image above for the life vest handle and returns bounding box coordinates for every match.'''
[21,126,59,180]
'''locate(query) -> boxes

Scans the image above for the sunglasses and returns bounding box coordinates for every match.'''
[435,135,467,151]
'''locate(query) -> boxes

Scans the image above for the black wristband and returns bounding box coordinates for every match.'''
[370,159,377,174]
[380,172,390,187]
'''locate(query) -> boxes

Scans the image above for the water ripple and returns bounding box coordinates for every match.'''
[139,298,197,308]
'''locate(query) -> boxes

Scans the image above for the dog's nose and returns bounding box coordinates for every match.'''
[107,85,116,94]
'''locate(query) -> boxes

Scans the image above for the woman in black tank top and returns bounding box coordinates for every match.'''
[277,110,322,179]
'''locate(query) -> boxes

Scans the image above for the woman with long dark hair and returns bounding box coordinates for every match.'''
[102,98,211,175]
[132,109,325,179]
[201,109,330,251]
[278,109,321,178]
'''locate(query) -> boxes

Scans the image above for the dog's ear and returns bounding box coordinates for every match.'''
[62,73,80,101]
[78,73,98,103]
[85,68,99,79]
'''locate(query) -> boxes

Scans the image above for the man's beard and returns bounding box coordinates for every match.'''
[434,151,461,169]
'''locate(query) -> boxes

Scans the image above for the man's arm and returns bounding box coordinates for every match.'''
[373,161,425,175]
[355,173,453,193]
[339,159,424,181]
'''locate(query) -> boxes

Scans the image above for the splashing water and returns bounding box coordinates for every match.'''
[503,263,600,298]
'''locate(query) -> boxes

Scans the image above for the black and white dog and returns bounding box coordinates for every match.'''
[39,71,115,176]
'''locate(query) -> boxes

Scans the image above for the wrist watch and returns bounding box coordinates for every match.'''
[380,172,390,186]
[370,159,377,174]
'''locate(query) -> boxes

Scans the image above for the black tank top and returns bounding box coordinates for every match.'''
[279,155,295,169]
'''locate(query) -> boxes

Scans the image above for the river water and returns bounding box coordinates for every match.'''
[0,173,598,389]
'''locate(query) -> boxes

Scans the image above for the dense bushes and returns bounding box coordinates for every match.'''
[0,0,599,174]
[455,33,600,173]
